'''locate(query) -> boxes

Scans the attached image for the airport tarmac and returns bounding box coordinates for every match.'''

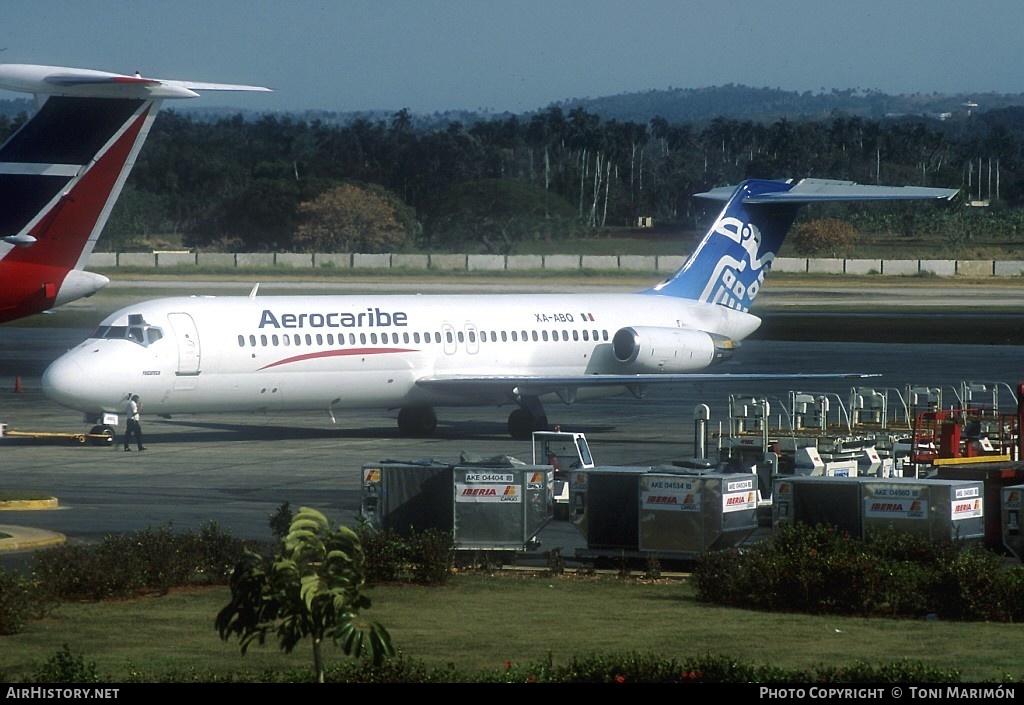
[2,279,1024,567]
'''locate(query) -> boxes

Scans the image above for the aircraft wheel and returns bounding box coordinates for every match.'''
[89,425,116,446]
[397,406,437,436]
[508,408,542,439]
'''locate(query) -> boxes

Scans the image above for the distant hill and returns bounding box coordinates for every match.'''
[4,85,1024,128]
[549,84,1024,125]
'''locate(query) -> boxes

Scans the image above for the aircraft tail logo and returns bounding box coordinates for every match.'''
[644,179,797,311]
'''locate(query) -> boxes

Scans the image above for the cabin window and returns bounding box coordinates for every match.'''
[531,331,539,342]
[572,330,579,341]
[541,330,549,342]
[501,331,507,342]
[403,332,410,344]
[582,330,589,341]
[272,334,280,346]
[602,330,609,341]
[249,334,256,346]
[260,334,268,346]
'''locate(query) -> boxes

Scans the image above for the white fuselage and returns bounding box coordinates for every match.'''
[42,292,761,418]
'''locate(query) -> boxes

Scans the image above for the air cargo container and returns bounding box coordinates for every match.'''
[360,458,554,552]
[772,476,984,543]
[571,466,759,562]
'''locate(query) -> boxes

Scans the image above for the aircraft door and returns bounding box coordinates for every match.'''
[167,313,201,376]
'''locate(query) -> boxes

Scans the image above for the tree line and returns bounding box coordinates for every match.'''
[2,104,1021,254]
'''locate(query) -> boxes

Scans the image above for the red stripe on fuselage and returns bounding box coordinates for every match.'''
[257,347,416,370]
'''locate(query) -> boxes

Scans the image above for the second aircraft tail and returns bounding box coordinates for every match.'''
[0,64,271,323]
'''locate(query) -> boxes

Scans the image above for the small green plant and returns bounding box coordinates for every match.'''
[32,644,101,683]
[0,569,56,635]
[268,501,294,540]
[406,528,455,585]
[215,506,395,683]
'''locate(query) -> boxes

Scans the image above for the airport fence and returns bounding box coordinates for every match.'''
[87,251,1024,277]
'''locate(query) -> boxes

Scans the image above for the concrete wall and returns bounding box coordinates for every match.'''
[86,252,1024,278]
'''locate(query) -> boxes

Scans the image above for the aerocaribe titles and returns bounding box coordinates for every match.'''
[258,308,409,329]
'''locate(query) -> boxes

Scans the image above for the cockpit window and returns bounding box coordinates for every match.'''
[90,316,163,348]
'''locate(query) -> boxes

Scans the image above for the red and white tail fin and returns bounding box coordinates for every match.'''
[0,64,270,323]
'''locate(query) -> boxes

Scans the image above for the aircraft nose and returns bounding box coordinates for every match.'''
[42,354,90,409]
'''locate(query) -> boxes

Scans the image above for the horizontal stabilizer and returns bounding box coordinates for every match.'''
[0,64,272,100]
[695,178,958,203]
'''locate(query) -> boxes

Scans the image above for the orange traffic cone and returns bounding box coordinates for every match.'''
[13,376,22,393]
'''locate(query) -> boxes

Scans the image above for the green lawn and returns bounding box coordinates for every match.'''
[1,573,1021,683]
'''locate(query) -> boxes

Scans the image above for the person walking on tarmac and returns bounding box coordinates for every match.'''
[123,394,146,452]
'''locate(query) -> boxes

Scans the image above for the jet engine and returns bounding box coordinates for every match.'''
[611,326,736,373]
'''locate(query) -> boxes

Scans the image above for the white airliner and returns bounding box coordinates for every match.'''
[0,63,270,323]
[42,178,957,440]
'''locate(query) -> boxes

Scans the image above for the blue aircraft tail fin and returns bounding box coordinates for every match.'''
[643,178,958,311]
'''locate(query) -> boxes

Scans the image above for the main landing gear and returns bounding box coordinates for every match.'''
[507,408,549,440]
[395,402,550,439]
[397,406,437,436]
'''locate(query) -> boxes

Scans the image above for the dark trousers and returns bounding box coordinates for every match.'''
[124,419,143,450]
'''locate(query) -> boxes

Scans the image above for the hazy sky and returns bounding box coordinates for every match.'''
[3,0,1022,115]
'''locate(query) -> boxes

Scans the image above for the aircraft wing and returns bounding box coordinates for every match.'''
[695,178,958,203]
[415,372,880,400]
